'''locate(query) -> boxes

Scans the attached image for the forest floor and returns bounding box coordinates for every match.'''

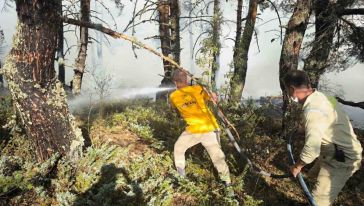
[93,118,364,206]
[74,99,364,205]
[0,97,363,205]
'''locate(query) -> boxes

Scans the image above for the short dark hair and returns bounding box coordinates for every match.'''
[283,70,311,89]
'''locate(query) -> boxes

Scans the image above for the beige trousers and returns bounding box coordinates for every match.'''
[174,130,231,183]
[309,157,361,206]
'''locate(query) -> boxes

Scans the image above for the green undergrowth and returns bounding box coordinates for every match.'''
[1,96,363,205]
[0,139,260,205]
[106,101,185,151]
[8,97,363,205]
[0,99,269,206]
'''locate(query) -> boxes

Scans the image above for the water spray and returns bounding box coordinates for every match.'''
[68,86,175,112]
[62,17,317,205]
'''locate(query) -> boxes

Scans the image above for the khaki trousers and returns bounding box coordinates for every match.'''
[174,130,231,183]
[309,157,361,206]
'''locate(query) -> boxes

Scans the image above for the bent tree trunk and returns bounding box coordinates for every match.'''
[3,0,82,162]
[229,0,258,104]
[72,0,91,95]
[279,0,312,133]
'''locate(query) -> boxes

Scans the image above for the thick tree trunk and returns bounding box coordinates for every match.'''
[279,0,312,105]
[303,0,355,88]
[72,0,90,95]
[2,0,82,162]
[229,0,258,104]
[279,0,312,134]
[57,2,65,86]
[211,0,222,90]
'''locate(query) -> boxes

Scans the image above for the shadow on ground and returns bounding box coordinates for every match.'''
[73,163,143,206]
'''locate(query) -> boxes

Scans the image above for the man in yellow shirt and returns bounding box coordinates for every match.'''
[169,69,231,185]
[284,70,362,206]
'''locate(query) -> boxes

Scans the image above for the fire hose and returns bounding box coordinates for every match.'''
[218,109,316,205]
[61,16,316,205]
[286,129,317,206]
[218,111,291,178]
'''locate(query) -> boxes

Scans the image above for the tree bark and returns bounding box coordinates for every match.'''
[169,0,183,83]
[170,0,180,66]
[156,0,182,100]
[279,0,312,133]
[229,0,258,104]
[2,0,83,162]
[303,0,355,88]
[72,0,90,95]
[279,0,312,102]
[211,0,222,90]
[156,0,173,101]
[233,0,243,64]
[158,0,172,78]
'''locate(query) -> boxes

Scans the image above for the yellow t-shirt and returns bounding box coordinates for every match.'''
[169,85,220,133]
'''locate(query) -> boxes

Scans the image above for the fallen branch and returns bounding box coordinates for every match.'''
[338,8,364,16]
[62,16,303,182]
[62,16,184,73]
[61,16,240,139]
[336,97,364,110]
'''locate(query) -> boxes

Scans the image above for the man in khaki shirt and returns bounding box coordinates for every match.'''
[283,70,362,206]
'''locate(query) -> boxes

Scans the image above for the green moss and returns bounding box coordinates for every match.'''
[69,113,84,160]
[46,81,67,109]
